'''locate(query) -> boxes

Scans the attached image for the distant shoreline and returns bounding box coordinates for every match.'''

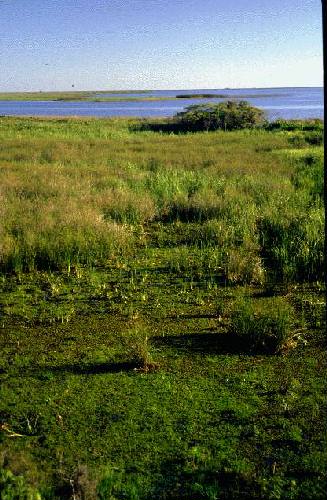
[0,87,323,102]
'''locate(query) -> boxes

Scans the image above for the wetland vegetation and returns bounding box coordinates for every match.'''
[0,114,325,499]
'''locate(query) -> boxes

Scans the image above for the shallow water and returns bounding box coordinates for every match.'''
[0,87,323,120]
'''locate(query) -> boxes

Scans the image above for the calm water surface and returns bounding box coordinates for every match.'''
[0,87,323,120]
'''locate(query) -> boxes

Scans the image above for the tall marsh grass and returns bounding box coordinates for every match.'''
[0,116,324,284]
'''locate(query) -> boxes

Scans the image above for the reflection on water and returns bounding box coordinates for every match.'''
[0,87,323,120]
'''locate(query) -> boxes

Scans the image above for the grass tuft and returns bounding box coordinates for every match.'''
[227,296,297,353]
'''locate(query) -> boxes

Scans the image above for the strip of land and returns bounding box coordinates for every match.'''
[0,90,287,102]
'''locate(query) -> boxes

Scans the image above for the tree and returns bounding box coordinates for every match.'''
[174,100,265,132]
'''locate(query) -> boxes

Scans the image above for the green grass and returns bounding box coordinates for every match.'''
[0,116,325,499]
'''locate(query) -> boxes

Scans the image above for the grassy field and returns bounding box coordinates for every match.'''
[0,116,326,500]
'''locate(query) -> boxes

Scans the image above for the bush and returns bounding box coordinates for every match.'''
[174,100,265,132]
[228,297,296,353]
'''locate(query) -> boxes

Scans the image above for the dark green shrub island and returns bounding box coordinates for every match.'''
[175,100,265,131]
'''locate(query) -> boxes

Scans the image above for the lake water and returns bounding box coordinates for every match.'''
[0,87,323,120]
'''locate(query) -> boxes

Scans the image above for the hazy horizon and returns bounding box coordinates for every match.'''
[1,85,324,93]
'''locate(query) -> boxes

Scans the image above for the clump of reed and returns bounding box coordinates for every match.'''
[227,296,297,353]
[120,324,159,372]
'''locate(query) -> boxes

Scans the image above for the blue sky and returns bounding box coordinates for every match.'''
[0,0,323,91]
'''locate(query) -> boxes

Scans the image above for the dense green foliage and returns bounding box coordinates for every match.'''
[174,101,265,131]
[0,117,325,499]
